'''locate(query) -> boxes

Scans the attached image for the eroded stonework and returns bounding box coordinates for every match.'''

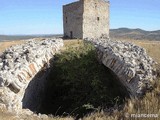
[0,38,63,112]
[0,37,157,115]
[85,38,157,97]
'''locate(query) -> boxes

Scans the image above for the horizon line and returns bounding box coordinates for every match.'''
[1,27,160,36]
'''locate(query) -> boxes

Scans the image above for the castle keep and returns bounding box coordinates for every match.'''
[63,0,110,39]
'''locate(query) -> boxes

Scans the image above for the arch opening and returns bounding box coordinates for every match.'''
[22,63,51,112]
[20,44,130,118]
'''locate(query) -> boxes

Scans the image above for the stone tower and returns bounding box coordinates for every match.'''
[63,0,110,39]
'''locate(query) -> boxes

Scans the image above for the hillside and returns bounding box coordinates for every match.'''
[110,28,160,41]
[1,28,160,41]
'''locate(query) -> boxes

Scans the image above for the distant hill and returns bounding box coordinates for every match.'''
[0,34,63,41]
[1,28,160,41]
[110,28,160,41]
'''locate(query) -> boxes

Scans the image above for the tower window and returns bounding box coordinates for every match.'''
[97,17,100,21]
[66,17,67,23]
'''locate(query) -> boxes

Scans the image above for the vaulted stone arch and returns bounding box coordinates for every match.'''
[0,39,63,112]
[0,38,157,114]
[86,38,157,97]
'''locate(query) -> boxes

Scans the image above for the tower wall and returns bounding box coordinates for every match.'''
[63,1,83,38]
[83,0,109,39]
[63,0,110,39]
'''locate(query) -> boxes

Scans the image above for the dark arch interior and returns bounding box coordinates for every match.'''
[22,45,130,118]
[22,65,50,112]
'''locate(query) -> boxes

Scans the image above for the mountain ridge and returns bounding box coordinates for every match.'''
[110,28,160,41]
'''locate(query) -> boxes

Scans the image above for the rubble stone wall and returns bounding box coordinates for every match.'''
[85,38,157,97]
[0,38,63,112]
[0,37,157,114]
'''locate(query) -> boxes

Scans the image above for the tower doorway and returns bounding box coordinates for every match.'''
[70,31,73,38]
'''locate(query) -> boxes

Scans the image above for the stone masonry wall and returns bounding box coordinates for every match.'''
[0,38,63,112]
[83,0,109,39]
[63,0,109,39]
[85,38,157,97]
[63,1,83,38]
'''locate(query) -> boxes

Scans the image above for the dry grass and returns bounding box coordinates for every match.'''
[0,110,16,120]
[63,39,82,47]
[0,40,25,52]
[0,39,82,53]
[126,39,160,64]
[63,38,160,64]
[62,39,83,51]
[83,77,160,120]
[0,38,46,53]
[83,39,160,120]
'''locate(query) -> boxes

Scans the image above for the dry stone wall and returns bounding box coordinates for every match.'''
[85,38,157,97]
[0,38,63,112]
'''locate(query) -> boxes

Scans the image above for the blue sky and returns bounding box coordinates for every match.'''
[0,0,160,35]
